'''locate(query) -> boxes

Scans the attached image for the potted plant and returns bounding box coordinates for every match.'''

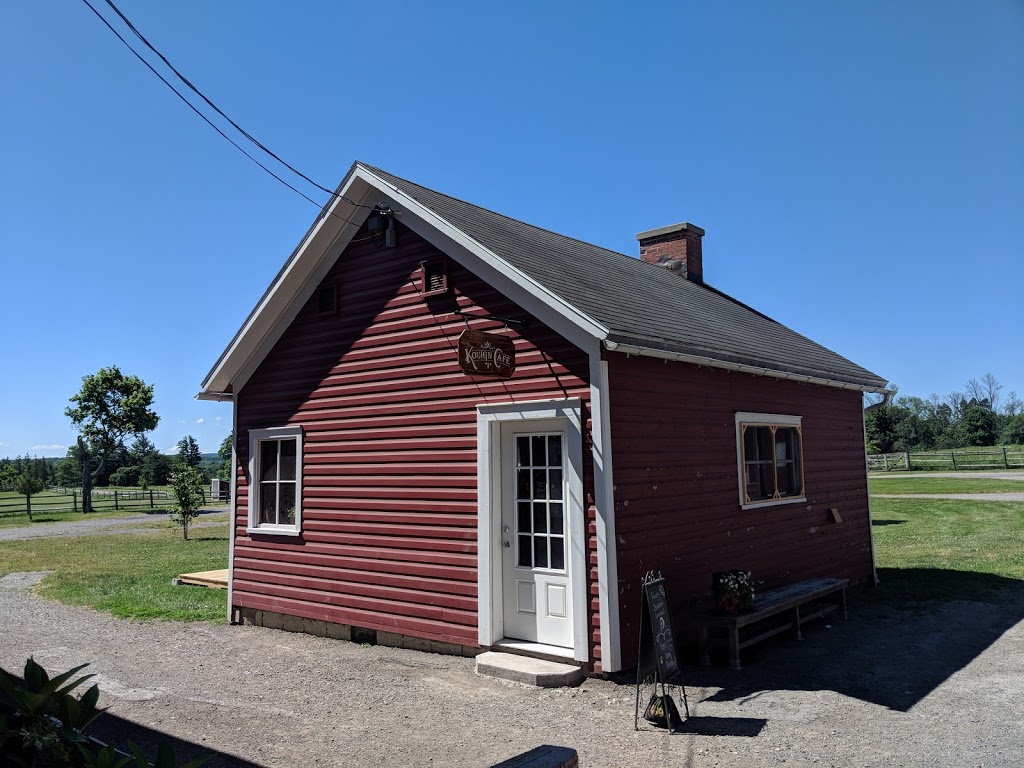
[712,570,755,615]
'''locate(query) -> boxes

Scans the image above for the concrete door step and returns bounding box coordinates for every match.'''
[475,651,584,688]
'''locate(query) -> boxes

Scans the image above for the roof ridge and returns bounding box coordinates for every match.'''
[358,161,632,262]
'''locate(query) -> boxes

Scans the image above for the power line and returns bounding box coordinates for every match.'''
[99,0,369,211]
[79,0,367,228]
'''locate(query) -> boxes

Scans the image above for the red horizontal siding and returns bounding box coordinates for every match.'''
[608,353,873,667]
[231,221,595,658]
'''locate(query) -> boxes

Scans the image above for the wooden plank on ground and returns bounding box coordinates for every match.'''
[175,569,229,589]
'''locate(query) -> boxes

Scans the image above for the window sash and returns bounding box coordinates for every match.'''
[738,418,804,506]
[248,427,302,533]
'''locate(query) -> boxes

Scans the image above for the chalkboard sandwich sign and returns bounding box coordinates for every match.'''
[634,570,689,732]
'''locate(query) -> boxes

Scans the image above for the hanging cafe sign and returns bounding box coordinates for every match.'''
[458,330,516,379]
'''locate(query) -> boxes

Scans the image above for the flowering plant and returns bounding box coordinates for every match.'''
[712,570,754,615]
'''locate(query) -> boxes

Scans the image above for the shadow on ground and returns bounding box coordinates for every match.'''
[91,710,264,768]
[673,571,1024,712]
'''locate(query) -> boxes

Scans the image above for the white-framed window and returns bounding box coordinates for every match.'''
[735,412,805,509]
[247,426,303,535]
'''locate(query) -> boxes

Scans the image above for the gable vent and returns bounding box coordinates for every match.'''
[419,258,448,295]
[317,283,337,315]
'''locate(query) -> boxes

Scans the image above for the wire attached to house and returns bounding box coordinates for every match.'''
[79,0,366,229]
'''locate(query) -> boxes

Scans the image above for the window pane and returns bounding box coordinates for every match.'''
[518,535,532,567]
[550,503,564,535]
[550,536,565,571]
[533,502,547,534]
[279,483,296,525]
[534,536,548,569]
[532,436,546,467]
[259,481,277,524]
[548,435,562,467]
[516,436,529,467]
[517,502,531,533]
[516,467,530,500]
[756,427,773,460]
[757,463,774,499]
[279,439,297,481]
[259,441,279,482]
[743,427,758,460]
[776,461,796,496]
[532,469,546,500]
[548,468,563,500]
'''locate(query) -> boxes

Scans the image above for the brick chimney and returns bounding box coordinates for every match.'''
[636,222,705,284]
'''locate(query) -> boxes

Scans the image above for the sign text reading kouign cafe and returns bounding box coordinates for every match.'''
[458,330,516,378]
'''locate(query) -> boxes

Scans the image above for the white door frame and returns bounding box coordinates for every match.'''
[477,398,588,663]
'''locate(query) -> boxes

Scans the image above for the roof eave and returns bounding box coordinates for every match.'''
[603,338,890,394]
[198,163,372,396]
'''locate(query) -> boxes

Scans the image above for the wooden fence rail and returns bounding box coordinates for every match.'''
[0,488,209,517]
[868,448,1024,472]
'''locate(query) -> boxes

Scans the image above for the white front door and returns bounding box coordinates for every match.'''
[500,421,573,649]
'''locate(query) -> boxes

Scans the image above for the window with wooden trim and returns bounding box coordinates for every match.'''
[247,426,303,535]
[735,413,805,508]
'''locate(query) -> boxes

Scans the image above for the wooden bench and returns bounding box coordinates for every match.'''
[697,577,849,670]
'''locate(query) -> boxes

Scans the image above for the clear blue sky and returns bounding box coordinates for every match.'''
[1,1,1021,459]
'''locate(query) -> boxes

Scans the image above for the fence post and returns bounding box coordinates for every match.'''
[1004,447,1009,469]
[114,491,119,510]
[905,452,911,471]
[951,452,957,470]
[883,454,888,470]
[73,490,78,513]
[150,490,154,508]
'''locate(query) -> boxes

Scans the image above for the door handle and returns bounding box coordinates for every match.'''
[504,541,511,548]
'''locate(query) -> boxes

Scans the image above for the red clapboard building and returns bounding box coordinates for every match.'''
[199,162,888,673]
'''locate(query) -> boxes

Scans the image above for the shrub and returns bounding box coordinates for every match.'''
[0,657,205,767]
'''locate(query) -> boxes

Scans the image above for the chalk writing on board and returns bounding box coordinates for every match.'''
[636,574,681,683]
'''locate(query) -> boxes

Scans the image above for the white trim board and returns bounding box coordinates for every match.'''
[476,398,588,663]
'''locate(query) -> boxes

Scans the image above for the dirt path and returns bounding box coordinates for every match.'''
[1,575,1022,767]
[0,509,227,542]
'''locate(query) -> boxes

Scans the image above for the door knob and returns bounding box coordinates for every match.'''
[504,541,511,548]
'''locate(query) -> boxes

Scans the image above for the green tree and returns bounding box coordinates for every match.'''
[1001,414,1024,445]
[216,433,233,481]
[0,462,17,491]
[169,466,205,540]
[65,366,159,513]
[55,448,82,488]
[13,460,45,522]
[109,466,142,487]
[175,435,202,470]
[959,400,999,447]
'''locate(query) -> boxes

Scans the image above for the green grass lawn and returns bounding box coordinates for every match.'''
[870,476,1024,495]
[871,497,1024,603]
[0,522,229,621]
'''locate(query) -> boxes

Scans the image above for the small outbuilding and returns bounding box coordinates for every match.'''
[199,162,888,673]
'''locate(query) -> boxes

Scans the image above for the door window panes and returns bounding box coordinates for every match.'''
[513,433,567,572]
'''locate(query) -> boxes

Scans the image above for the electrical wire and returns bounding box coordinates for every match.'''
[79,0,366,229]
[98,0,369,211]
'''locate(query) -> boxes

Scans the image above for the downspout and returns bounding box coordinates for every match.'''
[863,388,895,586]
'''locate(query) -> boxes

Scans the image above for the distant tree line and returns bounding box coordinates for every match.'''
[866,373,1024,454]
[0,435,230,493]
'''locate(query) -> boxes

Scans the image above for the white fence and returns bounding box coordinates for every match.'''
[868,448,1024,472]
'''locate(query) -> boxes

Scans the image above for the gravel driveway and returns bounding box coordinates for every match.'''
[2,573,1022,767]
[0,509,228,541]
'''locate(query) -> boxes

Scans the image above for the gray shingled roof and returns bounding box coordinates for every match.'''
[364,164,887,391]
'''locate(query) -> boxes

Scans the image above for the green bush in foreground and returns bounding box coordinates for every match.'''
[0,657,205,767]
